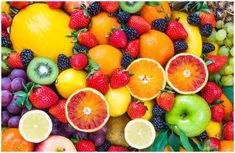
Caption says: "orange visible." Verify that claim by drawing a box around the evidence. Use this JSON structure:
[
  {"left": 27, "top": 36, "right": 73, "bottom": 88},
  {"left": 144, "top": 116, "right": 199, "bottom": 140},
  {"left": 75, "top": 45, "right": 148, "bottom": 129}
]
[
  {"left": 140, "top": 2, "right": 171, "bottom": 24},
  {"left": 89, "top": 12, "right": 120, "bottom": 44},
  {"left": 220, "top": 94, "right": 233, "bottom": 121},
  {"left": 88, "top": 45, "right": 122, "bottom": 75},
  {"left": 140, "top": 30, "right": 174, "bottom": 66},
  {"left": 126, "top": 58, "right": 166, "bottom": 101},
  {"left": 219, "top": 140, "right": 234, "bottom": 152}
]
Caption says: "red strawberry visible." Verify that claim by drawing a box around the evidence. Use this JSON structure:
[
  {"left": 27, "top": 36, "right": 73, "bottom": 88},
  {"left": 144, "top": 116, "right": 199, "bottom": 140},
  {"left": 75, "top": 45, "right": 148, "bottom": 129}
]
[
  {"left": 109, "top": 29, "right": 127, "bottom": 48},
  {"left": 223, "top": 121, "right": 234, "bottom": 140},
  {"left": 69, "top": 9, "right": 90, "bottom": 29},
  {"left": 77, "top": 31, "right": 98, "bottom": 48},
  {"left": 7, "top": 52, "right": 24, "bottom": 69},
  {"left": 110, "top": 69, "right": 131, "bottom": 89},
  {"left": 70, "top": 53, "right": 88, "bottom": 70},
  {"left": 29, "top": 86, "right": 59, "bottom": 109},
  {"left": 9, "top": 1, "right": 29, "bottom": 9},
  {"left": 108, "top": 146, "right": 128, "bottom": 152},
  {"left": 211, "top": 104, "right": 225, "bottom": 122},
  {"left": 49, "top": 99, "right": 68, "bottom": 123},
  {"left": 1, "top": 30, "right": 8, "bottom": 36},
  {"left": 156, "top": 92, "right": 175, "bottom": 112},
  {"left": 127, "top": 101, "right": 147, "bottom": 119},
  {"left": 127, "top": 15, "right": 151, "bottom": 34},
  {"left": 76, "top": 140, "right": 96, "bottom": 151},
  {"left": 166, "top": 21, "right": 188, "bottom": 40},
  {"left": 100, "top": 1, "right": 119, "bottom": 13},
  {"left": 204, "top": 137, "right": 220, "bottom": 151},
  {"left": 87, "top": 70, "right": 109, "bottom": 94},
  {"left": 199, "top": 11, "right": 216, "bottom": 27},
  {"left": 46, "top": 1, "right": 64, "bottom": 9},
  {"left": 201, "top": 82, "right": 222, "bottom": 104},
  {"left": 1, "top": 12, "right": 12, "bottom": 30},
  {"left": 124, "top": 39, "right": 140, "bottom": 58},
  {"left": 206, "top": 55, "right": 227, "bottom": 73}
]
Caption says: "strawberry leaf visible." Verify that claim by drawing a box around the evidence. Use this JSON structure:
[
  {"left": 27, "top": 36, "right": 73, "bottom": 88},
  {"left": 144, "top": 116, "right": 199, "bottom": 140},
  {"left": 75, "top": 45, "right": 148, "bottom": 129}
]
[
  {"left": 148, "top": 129, "right": 168, "bottom": 151},
  {"left": 178, "top": 128, "right": 193, "bottom": 151},
  {"left": 205, "top": 59, "right": 214, "bottom": 65},
  {"left": 168, "top": 131, "right": 180, "bottom": 151},
  {"left": 85, "top": 56, "right": 100, "bottom": 78}
]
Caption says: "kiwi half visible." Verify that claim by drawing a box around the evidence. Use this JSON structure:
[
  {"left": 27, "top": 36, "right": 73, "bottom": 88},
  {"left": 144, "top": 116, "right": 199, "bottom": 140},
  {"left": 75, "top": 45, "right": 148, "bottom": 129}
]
[
  {"left": 27, "top": 57, "right": 58, "bottom": 85},
  {"left": 119, "top": 1, "right": 145, "bottom": 14}
]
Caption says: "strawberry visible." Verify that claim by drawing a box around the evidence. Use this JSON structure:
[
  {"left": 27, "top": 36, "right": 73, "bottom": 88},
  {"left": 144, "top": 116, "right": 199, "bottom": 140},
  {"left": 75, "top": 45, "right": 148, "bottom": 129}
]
[
  {"left": 7, "top": 52, "right": 24, "bottom": 69},
  {"left": 223, "top": 121, "right": 234, "bottom": 140},
  {"left": 87, "top": 70, "right": 109, "bottom": 94},
  {"left": 127, "top": 101, "right": 147, "bottom": 119},
  {"left": 1, "top": 30, "right": 8, "bottom": 37},
  {"left": 1, "top": 12, "right": 11, "bottom": 30},
  {"left": 201, "top": 82, "right": 222, "bottom": 104},
  {"left": 204, "top": 137, "right": 220, "bottom": 151},
  {"left": 109, "top": 29, "right": 127, "bottom": 48},
  {"left": 77, "top": 31, "right": 98, "bottom": 48},
  {"left": 199, "top": 11, "right": 216, "bottom": 27},
  {"left": 100, "top": 1, "right": 119, "bottom": 13},
  {"left": 9, "top": 1, "right": 29, "bottom": 9},
  {"left": 46, "top": 1, "right": 64, "bottom": 9},
  {"left": 69, "top": 9, "right": 90, "bottom": 29},
  {"left": 108, "top": 146, "right": 128, "bottom": 152},
  {"left": 76, "top": 140, "right": 96, "bottom": 151},
  {"left": 211, "top": 104, "right": 225, "bottom": 122},
  {"left": 127, "top": 15, "right": 151, "bottom": 34},
  {"left": 124, "top": 39, "right": 140, "bottom": 58},
  {"left": 205, "top": 55, "right": 227, "bottom": 73},
  {"left": 29, "top": 86, "right": 59, "bottom": 109},
  {"left": 156, "top": 92, "right": 175, "bottom": 112},
  {"left": 166, "top": 21, "right": 188, "bottom": 40},
  {"left": 110, "top": 69, "right": 131, "bottom": 89},
  {"left": 70, "top": 53, "right": 88, "bottom": 70},
  {"left": 49, "top": 99, "right": 68, "bottom": 123}
]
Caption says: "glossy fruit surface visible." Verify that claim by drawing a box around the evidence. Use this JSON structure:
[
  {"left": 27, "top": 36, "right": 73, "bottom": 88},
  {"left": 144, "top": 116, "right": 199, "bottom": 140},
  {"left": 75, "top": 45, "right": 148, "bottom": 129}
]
[
  {"left": 220, "top": 93, "right": 233, "bottom": 121},
  {"left": 206, "top": 120, "right": 222, "bottom": 139},
  {"left": 141, "top": 100, "right": 154, "bottom": 120},
  {"left": 219, "top": 140, "right": 234, "bottom": 152}
]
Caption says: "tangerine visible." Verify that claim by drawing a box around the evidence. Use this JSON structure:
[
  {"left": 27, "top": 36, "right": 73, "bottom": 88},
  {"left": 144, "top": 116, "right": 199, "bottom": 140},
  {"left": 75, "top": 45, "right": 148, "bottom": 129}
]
[{"left": 219, "top": 140, "right": 234, "bottom": 152}]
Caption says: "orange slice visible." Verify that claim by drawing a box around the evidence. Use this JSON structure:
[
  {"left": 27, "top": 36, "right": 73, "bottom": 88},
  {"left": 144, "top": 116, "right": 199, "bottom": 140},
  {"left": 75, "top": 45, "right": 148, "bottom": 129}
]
[
  {"left": 126, "top": 58, "right": 166, "bottom": 100},
  {"left": 165, "top": 53, "right": 208, "bottom": 94},
  {"left": 65, "top": 88, "right": 109, "bottom": 132}
]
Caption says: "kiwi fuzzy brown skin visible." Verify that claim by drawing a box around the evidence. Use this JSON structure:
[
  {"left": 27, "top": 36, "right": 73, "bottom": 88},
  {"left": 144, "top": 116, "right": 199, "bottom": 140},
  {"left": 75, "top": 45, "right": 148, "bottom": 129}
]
[{"left": 119, "top": 1, "right": 145, "bottom": 14}]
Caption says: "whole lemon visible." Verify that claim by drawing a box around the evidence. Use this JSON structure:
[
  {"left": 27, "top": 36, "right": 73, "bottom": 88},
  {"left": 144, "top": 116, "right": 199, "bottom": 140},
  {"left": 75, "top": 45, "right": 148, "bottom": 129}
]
[
  {"left": 105, "top": 87, "right": 131, "bottom": 117},
  {"left": 55, "top": 69, "right": 86, "bottom": 98},
  {"left": 206, "top": 120, "right": 222, "bottom": 139},
  {"left": 141, "top": 100, "right": 154, "bottom": 120}
]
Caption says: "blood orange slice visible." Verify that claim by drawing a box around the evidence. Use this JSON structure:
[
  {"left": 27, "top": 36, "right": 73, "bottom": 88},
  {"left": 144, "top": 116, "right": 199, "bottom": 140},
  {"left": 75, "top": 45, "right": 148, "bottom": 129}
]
[
  {"left": 165, "top": 53, "right": 208, "bottom": 94},
  {"left": 65, "top": 88, "right": 109, "bottom": 132},
  {"left": 126, "top": 58, "right": 166, "bottom": 100}
]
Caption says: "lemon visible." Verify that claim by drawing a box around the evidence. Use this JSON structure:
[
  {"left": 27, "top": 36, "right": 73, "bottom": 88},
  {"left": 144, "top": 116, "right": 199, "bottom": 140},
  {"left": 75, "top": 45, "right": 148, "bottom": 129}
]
[
  {"left": 124, "top": 119, "right": 156, "bottom": 149},
  {"left": 19, "top": 110, "right": 52, "bottom": 143},
  {"left": 105, "top": 87, "right": 131, "bottom": 117},
  {"left": 55, "top": 68, "right": 86, "bottom": 98},
  {"left": 206, "top": 120, "right": 222, "bottom": 139},
  {"left": 141, "top": 100, "right": 154, "bottom": 120},
  {"left": 2, "top": 1, "right": 10, "bottom": 13}
]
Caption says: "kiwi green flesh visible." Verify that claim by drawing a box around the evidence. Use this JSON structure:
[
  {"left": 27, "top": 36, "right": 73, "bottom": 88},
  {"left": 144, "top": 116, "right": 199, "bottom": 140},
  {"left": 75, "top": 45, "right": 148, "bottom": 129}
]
[
  {"left": 119, "top": 1, "right": 145, "bottom": 13},
  {"left": 27, "top": 57, "right": 58, "bottom": 85}
]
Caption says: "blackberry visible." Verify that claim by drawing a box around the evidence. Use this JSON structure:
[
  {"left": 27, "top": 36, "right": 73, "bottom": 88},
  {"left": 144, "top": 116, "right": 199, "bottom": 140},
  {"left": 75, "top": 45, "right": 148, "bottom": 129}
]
[
  {"left": 87, "top": 2, "right": 101, "bottom": 16},
  {"left": 187, "top": 13, "right": 201, "bottom": 26},
  {"left": 195, "top": 131, "right": 208, "bottom": 141},
  {"left": 73, "top": 45, "right": 89, "bottom": 54},
  {"left": 96, "top": 139, "right": 111, "bottom": 151},
  {"left": 121, "top": 52, "right": 133, "bottom": 68},
  {"left": 124, "top": 27, "right": 139, "bottom": 41},
  {"left": 202, "top": 42, "right": 215, "bottom": 54},
  {"left": 152, "top": 104, "right": 165, "bottom": 116},
  {"left": 57, "top": 54, "right": 71, "bottom": 71},
  {"left": 151, "top": 116, "right": 166, "bottom": 131},
  {"left": 200, "top": 24, "right": 213, "bottom": 37},
  {"left": 173, "top": 40, "right": 188, "bottom": 54},
  {"left": 117, "top": 11, "right": 130, "bottom": 24},
  {"left": 1, "top": 36, "right": 12, "bottom": 48},
  {"left": 152, "top": 19, "right": 169, "bottom": 32},
  {"left": 20, "top": 49, "right": 34, "bottom": 66}
]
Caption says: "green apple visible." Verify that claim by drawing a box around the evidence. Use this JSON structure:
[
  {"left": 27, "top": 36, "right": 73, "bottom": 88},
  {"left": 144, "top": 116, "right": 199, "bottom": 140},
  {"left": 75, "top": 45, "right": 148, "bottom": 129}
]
[{"left": 165, "top": 94, "right": 211, "bottom": 137}]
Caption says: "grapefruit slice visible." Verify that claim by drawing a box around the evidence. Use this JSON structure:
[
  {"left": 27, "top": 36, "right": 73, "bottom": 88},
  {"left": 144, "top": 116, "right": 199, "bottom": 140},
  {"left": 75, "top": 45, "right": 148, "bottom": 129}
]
[
  {"left": 126, "top": 58, "right": 166, "bottom": 100},
  {"left": 165, "top": 53, "right": 208, "bottom": 94},
  {"left": 65, "top": 88, "right": 109, "bottom": 132}
]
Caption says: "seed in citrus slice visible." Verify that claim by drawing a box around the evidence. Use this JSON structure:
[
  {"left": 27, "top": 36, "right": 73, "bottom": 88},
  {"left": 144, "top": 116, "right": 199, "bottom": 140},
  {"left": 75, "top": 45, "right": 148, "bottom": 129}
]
[
  {"left": 126, "top": 58, "right": 166, "bottom": 100},
  {"left": 19, "top": 110, "right": 52, "bottom": 143},
  {"left": 165, "top": 53, "right": 208, "bottom": 94},
  {"left": 65, "top": 88, "right": 109, "bottom": 132},
  {"left": 124, "top": 119, "right": 156, "bottom": 149}
]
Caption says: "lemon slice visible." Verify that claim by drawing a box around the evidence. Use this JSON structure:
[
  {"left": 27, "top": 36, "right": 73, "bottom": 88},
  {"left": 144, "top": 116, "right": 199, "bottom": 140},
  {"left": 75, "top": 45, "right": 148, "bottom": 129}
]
[
  {"left": 124, "top": 119, "right": 156, "bottom": 149},
  {"left": 19, "top": 110, "right": 52, "bottom": 143}
]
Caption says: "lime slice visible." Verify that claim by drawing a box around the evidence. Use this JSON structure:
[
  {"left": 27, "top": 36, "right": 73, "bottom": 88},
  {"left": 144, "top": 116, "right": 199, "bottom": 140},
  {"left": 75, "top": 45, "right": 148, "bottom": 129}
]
[
  {"left": 124, "top": 119, "right": 156, "bottom": 149},
  {"left": 19, "top": 110, "right": 52, "bottom": 143}
]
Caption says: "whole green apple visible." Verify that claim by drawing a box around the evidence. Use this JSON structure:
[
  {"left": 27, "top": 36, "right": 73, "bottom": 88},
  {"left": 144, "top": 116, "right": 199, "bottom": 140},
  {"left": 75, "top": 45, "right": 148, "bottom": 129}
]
[{"left": 165, "top": 94, "right": 211, "bottom": 137}]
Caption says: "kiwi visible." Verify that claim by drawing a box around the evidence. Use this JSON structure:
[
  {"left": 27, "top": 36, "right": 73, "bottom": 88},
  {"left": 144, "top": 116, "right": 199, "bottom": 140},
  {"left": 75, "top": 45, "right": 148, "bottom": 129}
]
[
  {"left": 27, "top": 57, "right": 58, "bottom": 85},
  {"left": 119, "top": 1, "right": 145, "bottom": 14}
]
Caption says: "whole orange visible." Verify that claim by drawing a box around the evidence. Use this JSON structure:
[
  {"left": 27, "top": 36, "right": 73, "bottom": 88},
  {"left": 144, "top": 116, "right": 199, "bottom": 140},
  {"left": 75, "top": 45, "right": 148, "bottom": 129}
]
[
  {"left": 219, "top": 140, "right": 234, "bottom": 152},
  {"left": 88, "top": 45, "right": 122, "bottom": 75},
  {"left": 220, "top": 94, "right": 233, "bottom": 121},
  {"left": 140, "top": 30, "right": 174, "bottom": 66},
  {"left": 140, "top": 2, "right": 171, "bottom": 24},
  {"left": 89, "top": 12, "right": 120, "bottom": 44}
]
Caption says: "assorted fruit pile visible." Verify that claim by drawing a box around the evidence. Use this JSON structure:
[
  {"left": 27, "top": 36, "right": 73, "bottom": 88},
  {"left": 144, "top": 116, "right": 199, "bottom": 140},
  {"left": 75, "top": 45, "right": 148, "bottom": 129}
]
[{"left": 1, "top": 1, "right": 234, "bottom": 152}]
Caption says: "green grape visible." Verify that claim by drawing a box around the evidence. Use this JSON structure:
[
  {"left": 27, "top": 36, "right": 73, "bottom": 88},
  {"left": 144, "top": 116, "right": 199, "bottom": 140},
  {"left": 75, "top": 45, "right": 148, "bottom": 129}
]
[
  {"left": 227, "top": 26, "right": 234, "bottom": 36},
  {"left": 224, "top": 65, "right": 234, "bottom": 75},
  {"left": 230, "top": 47, "right": 234, "bottom": 56},
  {"left": 224, "top": 38, "right": 233, "bottom": 47},
  {"left": 218, "top": 46, "right": 230, "bottom": 56},
  {"left": 216, "top": 20, "right": 223, "bottom": 29},
  {"left": 228, "top": 57, "right": 234, "bottom": 66},
  {"left": 227, "top": 33, "right": 234, "bottom": 39},
  {"left": 207, "top": 31, "right": 217, "bottom": 42},
  {"left": 219, "top": 64, "right": 227, "bottom": 75},
  {"left": 209, "top": 73, "right": 221, "bottom": 81},
  {"left": 216, "top": 29, "right": 227, "bottom": 41},
  {"left": 224, "top": 22, "right": 233, "bottom": 31},
  {"left": 221, "top": 75, "right": 234, "bottom": 86},
  {"left": 217, "top": 40, "right": 224, "bottom": 46}
]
